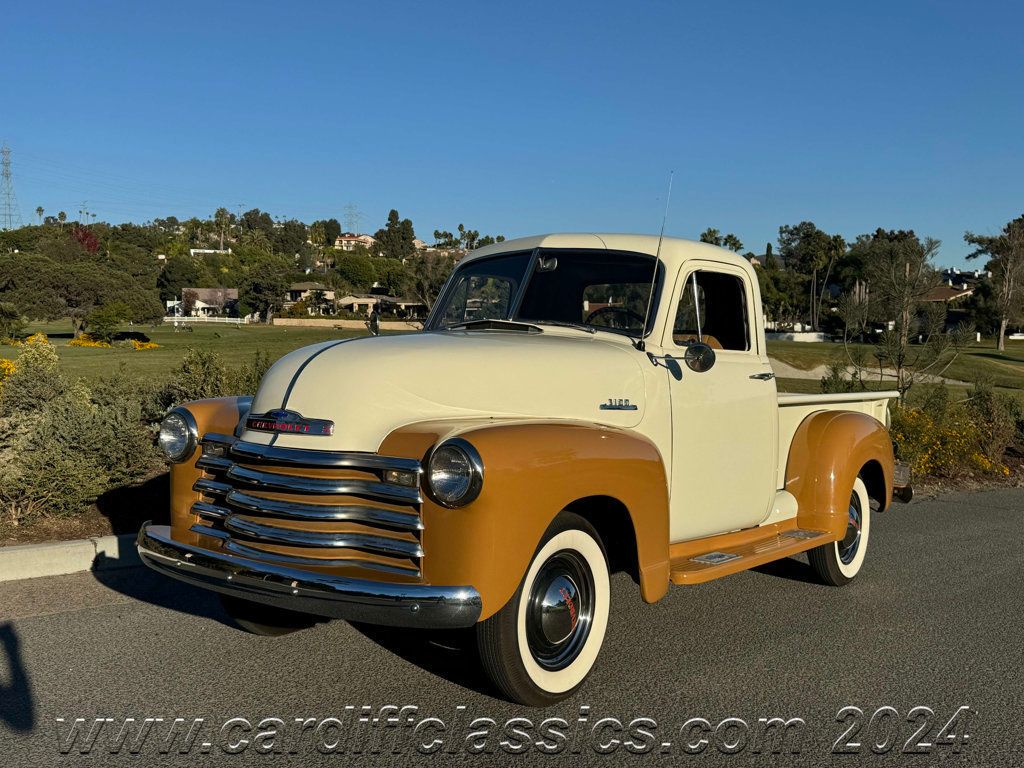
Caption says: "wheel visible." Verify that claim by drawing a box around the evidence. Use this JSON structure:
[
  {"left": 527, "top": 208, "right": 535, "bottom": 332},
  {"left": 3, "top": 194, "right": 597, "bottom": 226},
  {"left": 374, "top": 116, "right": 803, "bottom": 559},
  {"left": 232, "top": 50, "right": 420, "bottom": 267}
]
[
  {"left": 808, "top": 477, "right": 871, "bottom": 586},
  {"left": 476, "top": 512, "right": 610, "bottom": 706},
  {"left": 219, "top": 594, "right": 318, "bottom": 636}
]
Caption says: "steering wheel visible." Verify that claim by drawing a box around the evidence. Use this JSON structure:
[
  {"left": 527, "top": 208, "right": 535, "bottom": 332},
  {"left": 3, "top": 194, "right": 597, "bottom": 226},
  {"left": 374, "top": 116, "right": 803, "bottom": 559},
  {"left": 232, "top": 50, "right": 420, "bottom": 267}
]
[{"left": 584, "top": 306, "right": 646, "bottom": 330}]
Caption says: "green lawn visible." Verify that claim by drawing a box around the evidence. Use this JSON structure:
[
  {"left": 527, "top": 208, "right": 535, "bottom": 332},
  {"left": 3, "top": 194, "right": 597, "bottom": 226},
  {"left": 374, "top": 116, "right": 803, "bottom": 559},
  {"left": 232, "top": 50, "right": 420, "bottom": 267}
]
[
  {"left": 767, "top": 338, "right": 1024, "bottom": 391},
  {"left": 1, "top": 321, "right": 380, "bottom": 382}
]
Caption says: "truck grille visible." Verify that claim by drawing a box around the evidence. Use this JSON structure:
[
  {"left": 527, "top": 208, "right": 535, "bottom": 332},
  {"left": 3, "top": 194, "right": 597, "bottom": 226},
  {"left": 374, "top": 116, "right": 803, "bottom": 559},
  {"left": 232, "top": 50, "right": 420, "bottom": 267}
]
[{"left": 190, "top": 433, "right": 423, "bottom": 577}]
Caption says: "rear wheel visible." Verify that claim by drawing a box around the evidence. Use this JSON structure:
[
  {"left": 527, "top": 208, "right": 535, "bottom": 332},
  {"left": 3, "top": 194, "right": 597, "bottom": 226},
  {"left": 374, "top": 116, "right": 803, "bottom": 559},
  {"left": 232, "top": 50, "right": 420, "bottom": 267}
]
[
  {"left": 808, "top": 477, "right": 871, "bottom": 586},
  {"left": 219, "top": 595, "right": 318, "bottom": 636},
  {"left": 476, "top": 512, "right": 610, "bottom": 706}
]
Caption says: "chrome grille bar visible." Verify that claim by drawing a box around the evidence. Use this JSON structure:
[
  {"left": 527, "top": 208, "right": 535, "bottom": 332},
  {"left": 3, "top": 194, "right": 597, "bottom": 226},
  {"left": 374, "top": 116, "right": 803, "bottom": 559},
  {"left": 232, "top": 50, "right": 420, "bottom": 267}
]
[
  {"left": 225, "top": 464, "right": 421, "bottom": 504},
  {"left": 223, "top": 516, "right": 424, "bottom": 558},
  {"left": 193, "top": 478, "right": 231, "bottom": 496},
  {"left": 204, "top": 434, "right": 422, "bottom": 473},
  {"left": 224, "top": 489, "right": 422, "bottom": 531}
]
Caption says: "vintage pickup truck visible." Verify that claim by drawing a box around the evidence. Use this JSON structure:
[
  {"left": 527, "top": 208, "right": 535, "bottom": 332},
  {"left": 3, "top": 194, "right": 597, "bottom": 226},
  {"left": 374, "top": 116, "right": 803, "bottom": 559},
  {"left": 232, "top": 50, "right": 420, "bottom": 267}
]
[{"left": 139, "top": 234, "right": 910, "bottom": 706}]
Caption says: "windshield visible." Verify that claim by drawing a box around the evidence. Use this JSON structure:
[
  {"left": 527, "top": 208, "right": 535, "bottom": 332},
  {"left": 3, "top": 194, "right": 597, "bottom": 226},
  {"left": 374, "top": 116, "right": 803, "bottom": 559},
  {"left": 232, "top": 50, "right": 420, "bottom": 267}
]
[{"left": 429, "top": 248, "right": 660, "bottom": 338}]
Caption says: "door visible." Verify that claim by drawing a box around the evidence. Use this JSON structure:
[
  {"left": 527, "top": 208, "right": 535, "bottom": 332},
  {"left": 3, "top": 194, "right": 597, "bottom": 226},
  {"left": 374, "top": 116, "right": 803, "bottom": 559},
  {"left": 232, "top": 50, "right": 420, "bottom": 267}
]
[{"left": 664, "top": 263, "right": 778, "bottom": 541}]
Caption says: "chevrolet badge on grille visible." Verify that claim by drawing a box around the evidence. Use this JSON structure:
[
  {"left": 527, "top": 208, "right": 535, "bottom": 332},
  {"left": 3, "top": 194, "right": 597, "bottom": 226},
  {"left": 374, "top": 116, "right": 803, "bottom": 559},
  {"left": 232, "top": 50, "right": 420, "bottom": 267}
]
[{"left": 245, "top": 409, "right": 334, "bottom": 436}]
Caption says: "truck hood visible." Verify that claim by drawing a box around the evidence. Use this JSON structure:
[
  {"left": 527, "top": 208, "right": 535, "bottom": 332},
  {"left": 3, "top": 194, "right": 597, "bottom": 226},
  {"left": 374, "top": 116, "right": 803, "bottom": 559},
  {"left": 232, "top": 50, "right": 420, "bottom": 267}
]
[{"left": 243, "top": 330, "right": 647, "bottom": 452}]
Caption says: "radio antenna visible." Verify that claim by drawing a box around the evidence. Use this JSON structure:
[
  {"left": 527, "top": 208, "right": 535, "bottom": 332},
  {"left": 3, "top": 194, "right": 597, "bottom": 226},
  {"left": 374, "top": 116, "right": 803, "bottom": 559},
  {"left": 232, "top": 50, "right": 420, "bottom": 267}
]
[{"left": 636, "top": 170, "right": 673, "bottom": 351}]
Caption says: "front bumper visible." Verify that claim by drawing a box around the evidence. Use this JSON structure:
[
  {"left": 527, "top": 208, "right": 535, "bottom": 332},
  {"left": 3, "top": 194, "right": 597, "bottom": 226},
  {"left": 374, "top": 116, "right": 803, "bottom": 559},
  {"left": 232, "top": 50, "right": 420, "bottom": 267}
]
[{"left": 136, "top": 524, "right": 482, "bottom": 629}]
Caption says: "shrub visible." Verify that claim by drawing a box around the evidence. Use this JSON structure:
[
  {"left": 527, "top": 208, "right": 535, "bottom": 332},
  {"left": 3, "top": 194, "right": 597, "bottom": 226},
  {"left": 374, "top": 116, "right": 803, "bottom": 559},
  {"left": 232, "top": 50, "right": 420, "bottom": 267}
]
[
  {"left": 155, "top": 347, "right": 230, "bottom": 409},
  {"left": 890, "top": 401, "right": 1002, "bottom": 478},
  {"left": 0, "top": 301, "right": 26, "bottom": 340},
  {"left": 964, "top": 382, "right": 1017, "bottom": 466},
  {"left": 86, "top": 301, "right": 131, "bottom": 343},
  {"left": 68, "top": 333, "right": 112, "bottom": 348}
]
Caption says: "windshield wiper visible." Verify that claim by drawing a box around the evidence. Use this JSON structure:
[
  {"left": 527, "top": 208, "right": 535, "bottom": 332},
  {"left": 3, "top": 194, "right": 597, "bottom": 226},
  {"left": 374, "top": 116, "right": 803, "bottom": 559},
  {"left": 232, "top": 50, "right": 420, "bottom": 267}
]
[
  {"left": 526, "top": 320, "right": 596, "bottom": 334},
  {"left": 444, "top": 319, "right": 542, "bottom": 333}
]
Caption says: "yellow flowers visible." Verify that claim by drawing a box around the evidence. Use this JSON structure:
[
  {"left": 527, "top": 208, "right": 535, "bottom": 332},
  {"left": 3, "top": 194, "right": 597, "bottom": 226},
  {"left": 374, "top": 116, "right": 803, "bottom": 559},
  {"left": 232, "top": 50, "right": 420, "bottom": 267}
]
[
  {"left": 67, "top": 334, "right": 160, "bottom": 350},
  {"left": 890, "top": 405, "right": 1007, "bottom": 477},
  {"left": 68, "top": 333, "right": 111, "bottom": 348}
]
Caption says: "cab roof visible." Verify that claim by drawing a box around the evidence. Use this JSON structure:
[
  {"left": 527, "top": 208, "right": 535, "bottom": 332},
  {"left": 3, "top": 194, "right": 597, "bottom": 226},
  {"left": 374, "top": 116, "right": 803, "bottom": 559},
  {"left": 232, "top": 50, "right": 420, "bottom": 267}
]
[{"left": 463, "top": 233, "right": 754, "bottom": 274}]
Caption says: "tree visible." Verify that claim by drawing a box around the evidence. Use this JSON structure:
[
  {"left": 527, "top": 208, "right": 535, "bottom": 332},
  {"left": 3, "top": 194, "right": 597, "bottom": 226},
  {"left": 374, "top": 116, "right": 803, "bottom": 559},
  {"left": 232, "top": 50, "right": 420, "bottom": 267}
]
[
  {"left": 374, "top": 209, "right": 416, "bottom": 260},
  {"left": 309, "top": 221, "right": 327, "bottom": 271},
  {"left": 403, "top": 251, "right": 458, "bottom": 310},
  {"left": 698, "top": 228, "right": 743, "bottom": 253},
  {"left": 214, "top": 207, "right": 232, "bottom": 250},
  {"left": 271, "top": 219, "right": 308, "bottom": 257},
  {"left": 239, "top": 259, "right": 291, "bottom": 322},
  {"left": 157, "top": 255, "right": 201, "bottom": 302},
  {"left": 35, "top": 207, "right": 44, "bottom": 224},
  {"left": 180, "top": 288, "right": 199, "bottom": 317},
  {"left": 434, "top": 224, "right": 504, "bottom": 251},
  {"left": 0, "top": 301, "right": 25, "bottom": 339},
  {"left": 240, "top": 208, "right": 274, "bottom": 235},
  {"left": 777, "top": 222, "right": 845, "bottom": 330},
  {"left": 57, "top": 211, "right": 67, "bottom": 231},
  {"left": 86, "top": 301, "right": 131, "bottom": 342},
  {"left": 840, "top": 229, "right": 971, "bottom": 398},
  {"left": 313, "top": 218, "right": 341, "bottom": 246},
  {"left": 965, "top": 214, "right": 1024, "bottom": 351},
  {"left": 334, "top": 254, "right": 376, "bottom": 291}
]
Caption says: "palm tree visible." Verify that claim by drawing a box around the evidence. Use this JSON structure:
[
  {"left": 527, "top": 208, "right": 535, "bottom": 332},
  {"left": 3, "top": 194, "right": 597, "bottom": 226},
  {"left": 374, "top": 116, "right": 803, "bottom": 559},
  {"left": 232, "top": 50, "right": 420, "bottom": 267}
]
[
  {"left": 57, "top": 211, "right": 67, "bottom": 230},
  {"left": 35, "top": 206, "right": 44, "bottom": 224}
]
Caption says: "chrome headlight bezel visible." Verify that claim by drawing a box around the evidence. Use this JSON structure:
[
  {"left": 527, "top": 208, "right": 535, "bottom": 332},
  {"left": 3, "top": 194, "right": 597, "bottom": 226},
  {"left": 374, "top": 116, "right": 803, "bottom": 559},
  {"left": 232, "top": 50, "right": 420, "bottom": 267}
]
[
  {"left": 159, "top": 407, "right": 199, "bottom": 463},
  {"left": 425, "top": 437, "right": 484, "bottom": 508}
]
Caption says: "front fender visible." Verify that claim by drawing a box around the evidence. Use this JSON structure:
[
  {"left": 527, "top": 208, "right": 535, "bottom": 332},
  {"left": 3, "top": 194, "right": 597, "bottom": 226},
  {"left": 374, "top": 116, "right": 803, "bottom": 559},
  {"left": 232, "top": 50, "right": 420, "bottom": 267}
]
[
  {"left": 380, "top": 421, "right": 670, "bottom": 620},
  {"left": 168, "top": 396, "right": 252, "bottom": 538},
  {"left": 786, "top": 410, "right": 894, "bottom": 538}
]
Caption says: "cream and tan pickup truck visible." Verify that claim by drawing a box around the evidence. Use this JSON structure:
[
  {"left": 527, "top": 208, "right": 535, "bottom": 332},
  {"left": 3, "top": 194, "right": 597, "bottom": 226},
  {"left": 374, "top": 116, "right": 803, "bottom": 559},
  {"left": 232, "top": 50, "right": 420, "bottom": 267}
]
[{"left": 139, "top": 234, "right": 910, "bottom": 706}]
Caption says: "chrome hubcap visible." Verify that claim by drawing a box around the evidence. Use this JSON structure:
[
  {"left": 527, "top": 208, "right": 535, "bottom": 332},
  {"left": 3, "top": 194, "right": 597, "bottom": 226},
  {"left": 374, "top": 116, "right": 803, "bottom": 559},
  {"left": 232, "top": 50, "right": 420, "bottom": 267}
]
[
  {"left": 526, "top": 551, "right": 594, "bottom": 670},
  {"left": 839, "top": 493, "right": 862, "bottom": 564}
]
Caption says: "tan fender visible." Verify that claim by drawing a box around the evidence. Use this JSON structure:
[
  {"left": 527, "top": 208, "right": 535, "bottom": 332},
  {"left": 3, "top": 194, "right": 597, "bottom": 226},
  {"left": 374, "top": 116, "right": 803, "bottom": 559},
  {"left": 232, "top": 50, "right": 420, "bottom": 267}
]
[
  {"left": 785, "top": 410, "right": 894, "bottom": 538},
  {"left": 381, "top": 421, "right": 671, "bottom": 620},
  {"left": 169, "top": 397, "right": 251, "bottom": 538}
]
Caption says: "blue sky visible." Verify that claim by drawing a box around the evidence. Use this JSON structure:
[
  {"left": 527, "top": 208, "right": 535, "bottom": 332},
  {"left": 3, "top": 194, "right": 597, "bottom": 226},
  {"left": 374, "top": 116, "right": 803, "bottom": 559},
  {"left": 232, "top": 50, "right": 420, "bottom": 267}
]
[{"left": 3, "top": 0, "right": 1021, "bottom": 266}]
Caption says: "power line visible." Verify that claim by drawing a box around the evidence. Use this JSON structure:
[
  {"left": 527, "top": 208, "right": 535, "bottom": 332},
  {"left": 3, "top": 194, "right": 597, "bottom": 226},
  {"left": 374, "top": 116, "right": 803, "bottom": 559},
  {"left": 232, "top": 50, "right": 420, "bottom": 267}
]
[{"left": 1, "top": 143, "right": 24, "bottom": 230}]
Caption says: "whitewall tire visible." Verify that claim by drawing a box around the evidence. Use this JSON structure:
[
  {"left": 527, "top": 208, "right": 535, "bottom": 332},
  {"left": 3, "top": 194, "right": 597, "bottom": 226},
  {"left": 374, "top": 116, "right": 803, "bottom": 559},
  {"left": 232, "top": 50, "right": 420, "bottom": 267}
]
[
  {"left": 476, "top": 513, "right": 610, "bottom": 706},
  {"left": 809, "top": 477, "right": 871, "bottom": 586}
]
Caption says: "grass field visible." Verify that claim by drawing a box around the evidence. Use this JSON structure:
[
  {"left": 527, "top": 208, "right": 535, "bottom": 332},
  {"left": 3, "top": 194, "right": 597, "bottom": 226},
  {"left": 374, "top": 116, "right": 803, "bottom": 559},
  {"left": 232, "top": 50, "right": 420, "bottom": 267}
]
[
  {"left": 4, "top": 321, "right": 1022, "bottom": 397},
  {"left": 767, "top": 339, "right": 1024, "bottom": 391},
  {"left": 1, "top": 321, "right": 379, "bottom": 382}
]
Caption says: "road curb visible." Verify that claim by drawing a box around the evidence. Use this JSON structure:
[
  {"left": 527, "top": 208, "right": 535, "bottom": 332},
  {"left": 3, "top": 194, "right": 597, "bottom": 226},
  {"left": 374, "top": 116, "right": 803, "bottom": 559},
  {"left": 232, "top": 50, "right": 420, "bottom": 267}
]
[{"left": 0, "top": 533, "right": 141, "bottom": 582}]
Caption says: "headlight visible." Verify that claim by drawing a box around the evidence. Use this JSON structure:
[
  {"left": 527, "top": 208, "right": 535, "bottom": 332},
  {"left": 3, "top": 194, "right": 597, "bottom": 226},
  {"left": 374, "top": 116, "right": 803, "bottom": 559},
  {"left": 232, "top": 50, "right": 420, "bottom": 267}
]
[
  {"left": 427, "top": 438, "right": 483, "bottom": 507},
  {"left": 159, "top": 408, "right": 198, "bottom": 463}
]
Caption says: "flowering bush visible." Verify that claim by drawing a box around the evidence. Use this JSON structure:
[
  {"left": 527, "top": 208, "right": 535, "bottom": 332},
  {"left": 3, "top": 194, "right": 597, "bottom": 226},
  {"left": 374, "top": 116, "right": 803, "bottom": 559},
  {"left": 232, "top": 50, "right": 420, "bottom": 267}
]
[
  {"left": 890, "top": 402, "right": 1006, "bottom": 478},
  {"left": 130, "top": 339, "right": 160, "bottom": 350},
  {"left": 68, "top": 333, "right": 112, "bottom": 348}
]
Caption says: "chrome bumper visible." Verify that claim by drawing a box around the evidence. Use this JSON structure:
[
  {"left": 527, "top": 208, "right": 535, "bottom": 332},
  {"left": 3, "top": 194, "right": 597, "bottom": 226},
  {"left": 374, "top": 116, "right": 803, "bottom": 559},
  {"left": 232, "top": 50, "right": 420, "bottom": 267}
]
[{"left": 136, "top": 524, "right": 482, "bottom": 629}]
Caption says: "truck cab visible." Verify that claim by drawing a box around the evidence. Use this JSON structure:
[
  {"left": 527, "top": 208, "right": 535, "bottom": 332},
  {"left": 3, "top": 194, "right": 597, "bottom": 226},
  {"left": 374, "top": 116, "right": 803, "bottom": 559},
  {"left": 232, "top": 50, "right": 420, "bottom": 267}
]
[{"left": 140, "top": 234, "right": 908, "bottom": 705}]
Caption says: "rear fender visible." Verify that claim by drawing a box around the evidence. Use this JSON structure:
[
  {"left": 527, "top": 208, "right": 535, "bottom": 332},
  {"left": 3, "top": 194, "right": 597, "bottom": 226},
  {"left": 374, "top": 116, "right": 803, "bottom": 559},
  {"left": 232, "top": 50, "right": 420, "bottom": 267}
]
[{"left": 785, "top": 410, "right": 894, "bottom": 537}]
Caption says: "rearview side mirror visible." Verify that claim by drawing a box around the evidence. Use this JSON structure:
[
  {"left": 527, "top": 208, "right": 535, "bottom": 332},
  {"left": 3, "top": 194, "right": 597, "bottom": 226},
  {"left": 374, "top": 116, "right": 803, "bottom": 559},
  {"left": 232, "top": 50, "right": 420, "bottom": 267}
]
[{"left": 683, "top": 342, "right": 716, "bottom": 373}]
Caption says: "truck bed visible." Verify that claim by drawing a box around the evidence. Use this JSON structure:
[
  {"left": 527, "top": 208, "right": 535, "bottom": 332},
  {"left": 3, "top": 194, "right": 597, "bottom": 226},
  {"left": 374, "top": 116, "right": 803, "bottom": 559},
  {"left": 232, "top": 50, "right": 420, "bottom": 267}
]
[{"left": 775, "top": 390, "right": 899, "bottom": 489}]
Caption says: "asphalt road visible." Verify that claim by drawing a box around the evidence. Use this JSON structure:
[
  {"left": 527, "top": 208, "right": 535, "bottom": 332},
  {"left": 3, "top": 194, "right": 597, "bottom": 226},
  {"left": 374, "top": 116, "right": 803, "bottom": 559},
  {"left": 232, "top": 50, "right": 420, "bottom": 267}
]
[{"left": 1, "top": 488, "right": 1022, "bottom": 767}]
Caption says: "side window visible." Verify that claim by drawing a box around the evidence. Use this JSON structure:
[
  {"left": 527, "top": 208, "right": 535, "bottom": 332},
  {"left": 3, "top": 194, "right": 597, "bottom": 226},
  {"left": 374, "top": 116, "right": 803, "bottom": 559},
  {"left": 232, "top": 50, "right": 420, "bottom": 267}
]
[{"left": 673, "top": 271, "right": 750, "bottom": 351}]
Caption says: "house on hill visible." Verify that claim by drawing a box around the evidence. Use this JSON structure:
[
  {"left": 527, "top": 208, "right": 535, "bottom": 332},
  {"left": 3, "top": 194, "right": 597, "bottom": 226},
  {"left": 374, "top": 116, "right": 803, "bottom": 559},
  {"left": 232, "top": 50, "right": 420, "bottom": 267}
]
[{"left": 166, "top": 287, "right": 239, "bottom": 317}]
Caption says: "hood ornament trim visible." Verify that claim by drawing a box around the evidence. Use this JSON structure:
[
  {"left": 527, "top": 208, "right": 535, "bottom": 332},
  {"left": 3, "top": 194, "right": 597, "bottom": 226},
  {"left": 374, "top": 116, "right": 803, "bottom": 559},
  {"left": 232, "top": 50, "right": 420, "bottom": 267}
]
[{"left": 245, "top": 409, "right": 335, "bottom": 436}]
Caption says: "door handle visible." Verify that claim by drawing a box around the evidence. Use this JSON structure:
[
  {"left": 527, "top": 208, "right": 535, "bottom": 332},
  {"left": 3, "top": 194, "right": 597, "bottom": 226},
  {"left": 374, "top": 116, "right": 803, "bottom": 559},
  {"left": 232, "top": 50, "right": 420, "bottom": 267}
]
[{"left": 750, "top": 372, "right": 775, "bottom": 381}]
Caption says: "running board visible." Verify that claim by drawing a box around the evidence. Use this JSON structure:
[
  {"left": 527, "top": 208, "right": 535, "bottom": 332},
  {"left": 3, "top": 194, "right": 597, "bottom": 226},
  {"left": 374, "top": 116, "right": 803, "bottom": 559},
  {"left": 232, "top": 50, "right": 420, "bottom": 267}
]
[{"left": 669, "top": 525, "right": 835, "bottom": 585}]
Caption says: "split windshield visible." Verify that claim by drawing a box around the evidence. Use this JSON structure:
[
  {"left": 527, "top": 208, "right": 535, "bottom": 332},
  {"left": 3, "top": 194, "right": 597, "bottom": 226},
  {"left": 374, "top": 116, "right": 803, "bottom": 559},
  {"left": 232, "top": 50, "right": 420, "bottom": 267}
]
[{"left": 430, "top": 249, "right": 660, "bottom": 338}]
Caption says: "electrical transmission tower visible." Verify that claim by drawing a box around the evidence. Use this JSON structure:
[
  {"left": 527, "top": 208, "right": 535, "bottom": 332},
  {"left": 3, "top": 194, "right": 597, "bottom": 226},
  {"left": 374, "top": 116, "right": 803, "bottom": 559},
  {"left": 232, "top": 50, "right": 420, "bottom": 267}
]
[
  {"left": 343, "top": 203, "right": 363, "bottom": 234},
  {"left": 1, "top": 143, "right": 24, "bottom": 231}
]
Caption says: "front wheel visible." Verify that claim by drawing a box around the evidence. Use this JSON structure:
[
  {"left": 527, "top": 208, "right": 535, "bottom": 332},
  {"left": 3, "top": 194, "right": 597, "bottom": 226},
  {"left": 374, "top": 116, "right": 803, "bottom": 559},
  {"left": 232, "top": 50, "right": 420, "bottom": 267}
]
[
  {"left": 476, "top": 512, "right": 610, "bottom": 706},
  {"left": 808, "top": 477, "right": 871, "bottom": 586}
]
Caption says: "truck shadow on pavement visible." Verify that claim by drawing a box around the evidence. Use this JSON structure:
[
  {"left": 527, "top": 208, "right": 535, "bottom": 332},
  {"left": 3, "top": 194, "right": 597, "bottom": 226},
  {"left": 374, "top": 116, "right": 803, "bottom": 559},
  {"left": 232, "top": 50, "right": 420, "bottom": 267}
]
[
  {"left": 91, "top": 567, "right": 234, "bottom": 628},
  {"left": 348, "top": 623, "right": 497, "bottom": 698},
  {"left": 751, "top": 555, "right": 820, "bottom": 584},
  {"left": 0, "top": 623, "right": 34, "bottom": 733}
]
